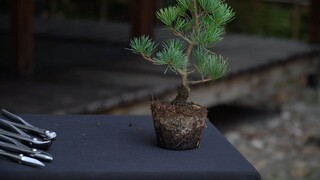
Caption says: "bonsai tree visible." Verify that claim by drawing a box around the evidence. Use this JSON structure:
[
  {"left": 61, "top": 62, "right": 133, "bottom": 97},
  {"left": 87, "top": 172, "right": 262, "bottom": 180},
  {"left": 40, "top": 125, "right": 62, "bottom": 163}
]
[{"left": 128, "top": 0, "right": 234, "bottom": 150}]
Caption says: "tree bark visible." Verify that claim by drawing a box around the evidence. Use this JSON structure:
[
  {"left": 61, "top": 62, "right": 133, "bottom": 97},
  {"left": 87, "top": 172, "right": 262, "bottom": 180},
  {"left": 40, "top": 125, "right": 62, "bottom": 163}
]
[{"left": 172, "top": 83, "right": 190, "bottom": 103}]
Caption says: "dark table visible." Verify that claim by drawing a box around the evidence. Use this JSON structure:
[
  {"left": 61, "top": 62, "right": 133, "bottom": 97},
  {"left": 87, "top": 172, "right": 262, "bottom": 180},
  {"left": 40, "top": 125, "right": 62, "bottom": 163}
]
[{"left": 0, "top": 115, "right": 261, "bottom": 180}]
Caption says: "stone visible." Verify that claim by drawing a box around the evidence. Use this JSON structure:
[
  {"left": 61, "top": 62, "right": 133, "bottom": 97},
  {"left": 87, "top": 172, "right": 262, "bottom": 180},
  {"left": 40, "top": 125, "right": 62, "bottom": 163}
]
[
  {"left": 250, "top": 139, "right": 264, "bottom": 149},
  {"left": 291, "top": 161, "right": 309, "bottom": 178},
  {"left": 226, "top": 132, "right": 240, "bottom": 144},
  {"left": 219, "top": 88, "right": 320, "bottom": 179},
  {"left": 273, "top": 152, "right": 285, "bottom": 160},
  {"left": 280, "top": 111, "right": 291, "bottom": 120},
  {"left": 266, "top": 118, "right": 281, "bottom": 129}
]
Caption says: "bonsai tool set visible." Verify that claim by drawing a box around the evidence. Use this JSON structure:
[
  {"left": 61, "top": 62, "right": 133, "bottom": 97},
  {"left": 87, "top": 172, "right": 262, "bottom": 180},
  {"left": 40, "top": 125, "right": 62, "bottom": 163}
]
[{"left": 0, "top": 109, "right": 56, "bottom": 168}]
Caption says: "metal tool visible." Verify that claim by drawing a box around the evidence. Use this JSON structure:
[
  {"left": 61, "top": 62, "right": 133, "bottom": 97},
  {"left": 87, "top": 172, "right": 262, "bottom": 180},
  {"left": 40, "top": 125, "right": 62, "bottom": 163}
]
[
  {"left": 0, "top": 134, "right": 53, "bottom": 161},
  {"left": 0, "top": 148, "right": 45, "bottom": 168},
  {"left": 2, "top": 109, "right": 57, "bottom": 140},
  {"left": 0, "top": 119, "right": 52, "bottom": 150}
]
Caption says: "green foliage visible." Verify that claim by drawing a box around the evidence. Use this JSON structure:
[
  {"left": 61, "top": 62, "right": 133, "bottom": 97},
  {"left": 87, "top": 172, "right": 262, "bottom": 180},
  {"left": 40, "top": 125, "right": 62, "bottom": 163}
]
[
  {"left": 177, "top": 0, "right": 193, "bottom": 9},
  {"left": 156, "top": 6, "right": 181, "bottom": 27},
  {"left": 173, "top": 17, "right": 188, "bottom": 32},
  {"left": 129, "top": 36, "right": 157, "bottom": 57},
  {"left": 129, "top": 0, "right": 234, "bottom": 83},
  {"left": 155, "top": 40, "right": 188, "bottom": 73},
  {"left": 198, "top": 0, "right": 221, "bottom": 13},
  {"left": 194, "top": 48, "right": 228, "bottom": 79},
  {"left": 154, "top": 0, "right": 235, "bottom": 48},
  {"left": 191, "top": 23, "right": 225, "bottom": 47},
  {"left": 212, "top": 2, "right": 235, "bottom": 25}
]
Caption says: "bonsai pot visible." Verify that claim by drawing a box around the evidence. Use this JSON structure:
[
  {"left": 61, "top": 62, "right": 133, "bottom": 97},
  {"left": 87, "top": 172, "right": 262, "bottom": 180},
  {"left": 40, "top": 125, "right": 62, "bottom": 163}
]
[{"left": 150, "top": 100, "right": 208, "bottom": 150}]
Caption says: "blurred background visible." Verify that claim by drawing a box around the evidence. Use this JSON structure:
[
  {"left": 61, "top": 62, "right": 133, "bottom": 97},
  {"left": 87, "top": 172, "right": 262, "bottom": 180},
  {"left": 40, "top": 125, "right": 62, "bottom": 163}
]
[{"left": 0, "top": 0, "right": 319, "bottom": 179}]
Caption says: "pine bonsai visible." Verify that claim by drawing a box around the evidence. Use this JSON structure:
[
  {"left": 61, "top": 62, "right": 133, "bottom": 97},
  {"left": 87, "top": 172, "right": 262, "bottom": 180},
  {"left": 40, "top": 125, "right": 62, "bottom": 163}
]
[
  {"left": 128, "top": 0, "right": 235, "bottom": 150},
  {"left": 129, "top": 0, "right": 234, "bottom": 104}
]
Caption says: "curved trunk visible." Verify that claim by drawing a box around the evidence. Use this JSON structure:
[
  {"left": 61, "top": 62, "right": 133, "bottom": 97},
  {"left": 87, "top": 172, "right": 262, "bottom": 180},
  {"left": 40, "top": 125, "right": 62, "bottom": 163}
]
[
  {"left": 172, "top": 70, "right": 190, "bottom": 103},
  {"left": 172, "top": 0, "right": 199, "bottom": 103},
  {"left": 172, "top": 84, "right": 190, "bottom": 103}
]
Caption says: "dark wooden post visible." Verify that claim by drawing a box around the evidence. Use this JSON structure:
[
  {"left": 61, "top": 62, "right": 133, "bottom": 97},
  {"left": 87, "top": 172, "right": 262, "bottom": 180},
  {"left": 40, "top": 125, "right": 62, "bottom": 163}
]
[
  {"left": 130, "top": 0, "right": 156, "bottom": 38},
  {"left": 310, "top": 0, "right": 320, "bottom": 44},
  {"left": 11, "top": 0, "right": 34, "bottom": 76},
  {"left": 99, "top": 0, "right": 109, "bottom": 22},
  {"left": 292, "top": 2, "right": 301, "bottom": 39}
]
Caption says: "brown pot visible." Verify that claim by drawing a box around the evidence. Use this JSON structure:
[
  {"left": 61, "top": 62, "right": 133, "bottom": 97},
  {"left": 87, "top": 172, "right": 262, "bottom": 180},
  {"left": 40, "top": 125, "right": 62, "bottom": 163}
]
[{"left": 150, "top": 100, "right": 208, "bottom": 150}]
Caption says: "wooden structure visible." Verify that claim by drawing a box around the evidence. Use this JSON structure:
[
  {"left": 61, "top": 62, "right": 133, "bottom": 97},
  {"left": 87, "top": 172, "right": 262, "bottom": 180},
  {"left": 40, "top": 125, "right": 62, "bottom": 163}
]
[
  {"left": 10, "top": 0, "right": 156, "bottom": 76},
  {"left": 2, "top": 0, "right": 319, "bottom": 114},
  {"left": 130, "top": 0, "right": 156, "bottom": 38},
  {"left": 9, "top": 0, "right": 319, "bottom": 76},
  {"left": 310, "top": 0, "right": 320, "bottom": 44},
  {"left": 11, "top": 0, "right": 34, "bottom": 76},
  {"left": 0, "top": 31, "right": 317, "bottom": 114}
]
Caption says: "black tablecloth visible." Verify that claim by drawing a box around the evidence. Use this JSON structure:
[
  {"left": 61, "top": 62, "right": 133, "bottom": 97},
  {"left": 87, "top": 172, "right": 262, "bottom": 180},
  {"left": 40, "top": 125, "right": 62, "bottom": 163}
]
[{"left": 0, "top": 115, "right": 260, "bottom": 180}]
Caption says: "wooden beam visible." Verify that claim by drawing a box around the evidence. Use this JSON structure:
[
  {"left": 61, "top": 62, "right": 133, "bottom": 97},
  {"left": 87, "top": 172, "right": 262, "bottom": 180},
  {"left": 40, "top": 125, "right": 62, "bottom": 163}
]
[
  {"left": 310, "top": 0, "right": 320, "bottom": 44},
  {"left": 130, "top": 0, "right": 156, "bottom": 38},
  {"left": 106, "top": 57, "right": 316, "bottom": 115},
  {"left": 11, "top": 0, "right": 34, "bottom": 76},
  {"left": 99, "top": 0, "right": 109, "bottom": 22}
]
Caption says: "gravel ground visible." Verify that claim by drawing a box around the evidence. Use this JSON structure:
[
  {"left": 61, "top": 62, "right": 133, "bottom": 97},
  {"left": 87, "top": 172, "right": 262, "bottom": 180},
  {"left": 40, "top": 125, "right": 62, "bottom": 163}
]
[{"left": 224, "top": 88, "right": 320, "bottom": 180}]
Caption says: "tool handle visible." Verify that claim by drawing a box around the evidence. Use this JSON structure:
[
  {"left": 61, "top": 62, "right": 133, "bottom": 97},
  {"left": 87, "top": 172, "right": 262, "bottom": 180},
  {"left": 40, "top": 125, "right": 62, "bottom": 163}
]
[
  {"left": 0, "top": 140, "right": 33, "bottom": 154},
  {"left": 0, "top": 118, "right": 30, "bottom": 137},
  {"left": 0, "top": 129, "right": 34, "bottom": 143},
  {"left": 0, "top": 133, "right": 16, "bottom": 144},
  {"left": 0, "top": 148, "right": 20, "bottom": 159},
  {"left": 2, "top": 109, "right": 33, "bottom": 127}
]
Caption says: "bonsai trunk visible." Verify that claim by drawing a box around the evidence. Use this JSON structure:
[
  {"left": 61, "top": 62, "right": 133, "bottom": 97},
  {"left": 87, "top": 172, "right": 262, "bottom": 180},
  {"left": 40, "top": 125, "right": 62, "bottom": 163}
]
[
  {"left": 172, "top": 43, "right": 193, "bottom": 103},
  {"left": 172, "top": 76, "right": 190, "bottom": 103}
]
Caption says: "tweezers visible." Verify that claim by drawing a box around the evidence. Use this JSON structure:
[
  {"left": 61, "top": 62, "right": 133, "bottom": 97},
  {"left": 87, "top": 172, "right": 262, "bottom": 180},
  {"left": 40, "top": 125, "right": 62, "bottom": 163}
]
[
  {"left": 0, "top": 148, "right": 45, "bottom": 168},
  {"left": 0, "top": 134, "right": 53, "bottom": 161},
  {"left": 0, "top": 119, "right": 52, "bottom": 150},
  {"left": 2, "top": 109, "right": 57, "bottom": 140}
]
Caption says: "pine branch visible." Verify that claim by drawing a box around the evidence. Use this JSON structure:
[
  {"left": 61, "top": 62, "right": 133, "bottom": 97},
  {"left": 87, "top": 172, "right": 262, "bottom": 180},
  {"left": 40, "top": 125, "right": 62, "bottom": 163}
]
[
  {"left": 129, "top": 36, "right": 157, "bottom": 57},
  {"left": 128, "top": 0, "right": 235, "bottom": 103},
  {"left": 141, "top": 55, "right": 156, "bottom": 63},
  {"left": 193, "top": 0, "right": 199, "bottom": 29},
  {"left": 177, "top": 0, "right": 199, "bottom": 88},
  {"left": 171, "top": 29, "right": 193, "bottom": 45},
  {"left": 154, "top": 40, "right": 188, "bottom": 73},
  {"left": 189, "top": 78, "right": 212, "bottom": 85},
  {"left": 194, "top": 48, "right": 229, "bottom": 80}
]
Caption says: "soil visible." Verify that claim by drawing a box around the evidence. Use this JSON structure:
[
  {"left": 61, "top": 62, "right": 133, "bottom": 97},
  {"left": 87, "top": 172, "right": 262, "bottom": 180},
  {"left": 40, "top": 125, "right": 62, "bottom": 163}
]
[{"left": 150, "top": 100, "right": 208, "bottom": 150}]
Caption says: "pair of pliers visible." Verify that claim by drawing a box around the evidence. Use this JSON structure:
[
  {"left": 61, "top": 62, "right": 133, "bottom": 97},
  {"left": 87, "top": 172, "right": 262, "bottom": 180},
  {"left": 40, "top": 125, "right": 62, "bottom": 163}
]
[
  {"left": 0, "top": 148, "right": 45, "bottom": 168},
  {"left": 0, "top": 118, "right": 53, "bottom": 150},
  {"left": 0, "top": 110, "right": 55, "bottom": 168},
  {"left": 2, "top": 109, "right": 57, "bottom": 140},
  {"left": 0, "top": 134, "right": 53, "bottom": 162}
]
